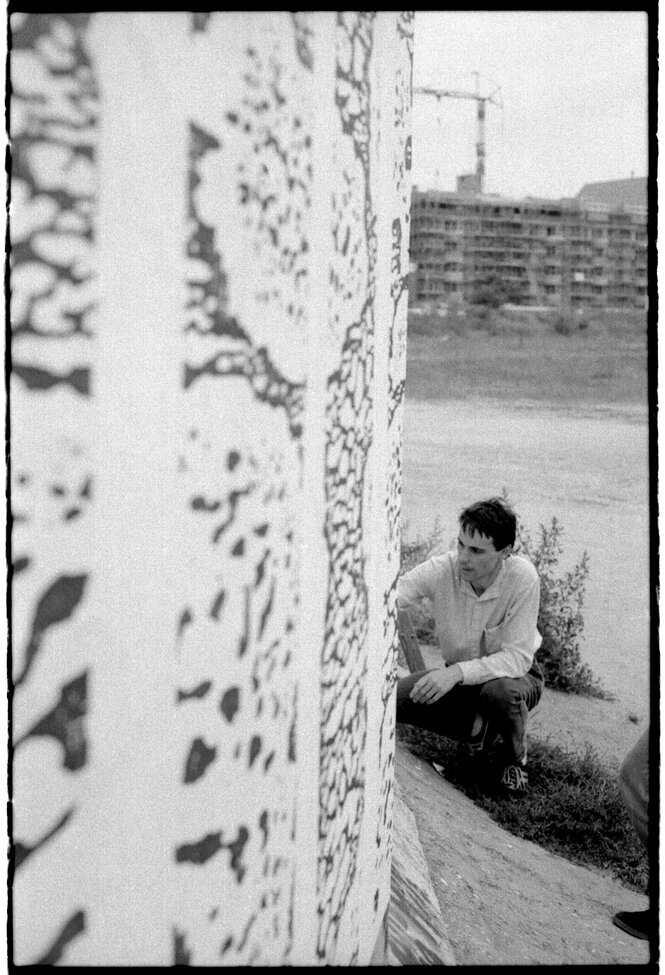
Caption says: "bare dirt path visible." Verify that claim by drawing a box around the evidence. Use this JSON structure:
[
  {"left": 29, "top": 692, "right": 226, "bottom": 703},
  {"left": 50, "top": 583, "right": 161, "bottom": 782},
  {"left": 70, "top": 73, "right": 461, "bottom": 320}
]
[{"left": 396, "top": 734, "right": 652, "bottom": 966}]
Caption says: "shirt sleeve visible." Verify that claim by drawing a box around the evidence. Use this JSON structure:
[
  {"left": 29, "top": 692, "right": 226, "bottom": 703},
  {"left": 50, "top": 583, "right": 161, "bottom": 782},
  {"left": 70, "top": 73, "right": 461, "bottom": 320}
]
[
  {"left": 397, "top": 557, "right": 442, "bottom": 610},
  {"left": 457, "top": 573, "right": 541, "bottom": 685}
]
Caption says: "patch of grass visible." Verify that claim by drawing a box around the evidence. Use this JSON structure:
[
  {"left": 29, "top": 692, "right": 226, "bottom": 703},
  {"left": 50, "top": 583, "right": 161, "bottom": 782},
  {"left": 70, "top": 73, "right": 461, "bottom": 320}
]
[
  {"left": 405, "top": 308, "right": 648, "bottom": 406},
  {"left": 397, "top": 723, "right": 649, "bottom": 895}
]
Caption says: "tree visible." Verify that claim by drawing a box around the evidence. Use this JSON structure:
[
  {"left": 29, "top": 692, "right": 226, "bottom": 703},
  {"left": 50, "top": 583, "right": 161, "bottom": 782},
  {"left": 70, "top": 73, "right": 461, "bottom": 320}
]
[{"left": 471, "top": 273, "right": 523, "bottom": 309}]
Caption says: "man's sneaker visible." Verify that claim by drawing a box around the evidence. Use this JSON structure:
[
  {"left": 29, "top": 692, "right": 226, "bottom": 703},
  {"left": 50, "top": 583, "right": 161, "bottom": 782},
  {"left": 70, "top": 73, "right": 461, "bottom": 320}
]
[
  {"left": 612, "top": 909, "right": 651, "bottom": 941},
  {"left": 500, "top": 763, "right": 528, "bottom": 792}
]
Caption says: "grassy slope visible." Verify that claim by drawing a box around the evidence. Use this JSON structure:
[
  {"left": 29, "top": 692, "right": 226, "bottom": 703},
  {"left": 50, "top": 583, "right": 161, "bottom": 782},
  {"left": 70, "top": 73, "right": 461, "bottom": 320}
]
[
  {"left": 398, "top": 724, "right": 649, "bottom": 895},
  {"left": 405, "top": 309, "right": 649, "bottom": 406}
]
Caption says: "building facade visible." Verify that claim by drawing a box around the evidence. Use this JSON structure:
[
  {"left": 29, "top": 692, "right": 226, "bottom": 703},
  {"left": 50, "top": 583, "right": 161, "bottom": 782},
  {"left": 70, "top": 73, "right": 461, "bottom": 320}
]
[{"left": 409, "top": 178, "right": 647, "bottom": 310}]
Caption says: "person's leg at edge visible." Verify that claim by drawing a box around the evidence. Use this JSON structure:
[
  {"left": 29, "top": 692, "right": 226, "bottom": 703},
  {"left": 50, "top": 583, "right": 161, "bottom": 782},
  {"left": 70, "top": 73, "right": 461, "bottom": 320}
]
[
  {"left": 612, "top": 728, "right": 651, "bottom": 943},
  {"left": 619, "top": 727, "right": 649, "bottom": 849}
]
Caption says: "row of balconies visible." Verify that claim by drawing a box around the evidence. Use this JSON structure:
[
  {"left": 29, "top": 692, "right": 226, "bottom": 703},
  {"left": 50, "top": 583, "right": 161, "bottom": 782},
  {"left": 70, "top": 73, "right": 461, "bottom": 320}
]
[
  {"left": 417, "top": 256, "right": 634, "bottom": 274},
  {"left": 410, "top": 236, "right": 647, "bottom": 259},
  {"left": 416, "top": 265, "right": 646, "bottom": 293},
  {"left": 414, "top": 280, "right": 646, "bottom": 308},
  {"left": 414, "top": 216, "right": 645, "bottom": 233},
  {"left": 412, "top": 223, "right": 645, "bottom": 245},
  {"left": 416, "top": 247, "right": 645, "bottom": 266}
]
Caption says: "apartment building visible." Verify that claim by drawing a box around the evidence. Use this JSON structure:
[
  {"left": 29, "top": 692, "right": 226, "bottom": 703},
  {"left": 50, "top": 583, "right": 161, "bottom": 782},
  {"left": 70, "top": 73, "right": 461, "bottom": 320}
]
[{"left": 409, "top": 177, "right": 648, "bottom": 310}]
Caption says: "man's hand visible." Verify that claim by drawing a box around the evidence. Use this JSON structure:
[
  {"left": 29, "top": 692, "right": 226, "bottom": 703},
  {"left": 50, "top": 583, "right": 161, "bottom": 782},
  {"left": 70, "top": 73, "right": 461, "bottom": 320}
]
[{"left": 410, "top": 665, "right": 463, "bottom": 705}]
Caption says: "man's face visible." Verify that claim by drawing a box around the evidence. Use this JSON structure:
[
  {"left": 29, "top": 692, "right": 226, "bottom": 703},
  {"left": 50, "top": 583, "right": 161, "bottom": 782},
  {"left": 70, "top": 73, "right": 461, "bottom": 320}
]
[{"left": 457, "top": 526, "right": 506, "bottom": 593}]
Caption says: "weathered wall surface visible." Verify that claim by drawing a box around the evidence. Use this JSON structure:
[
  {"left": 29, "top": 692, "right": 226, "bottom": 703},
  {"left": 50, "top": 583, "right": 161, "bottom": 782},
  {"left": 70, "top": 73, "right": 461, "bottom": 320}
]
[{"left": 9, "top": 10, "right": 412, "bottom": 967}]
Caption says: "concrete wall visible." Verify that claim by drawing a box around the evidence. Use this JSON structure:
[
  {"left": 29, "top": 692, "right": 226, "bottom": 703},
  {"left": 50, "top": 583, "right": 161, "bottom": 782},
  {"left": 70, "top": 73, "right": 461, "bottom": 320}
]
[{"left": 10, "top": 11, "right": 413, "bottom": 965}]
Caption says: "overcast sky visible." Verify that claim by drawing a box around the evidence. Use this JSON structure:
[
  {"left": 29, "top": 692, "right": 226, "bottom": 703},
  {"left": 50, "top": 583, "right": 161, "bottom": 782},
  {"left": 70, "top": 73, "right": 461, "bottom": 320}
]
[{"left": 411, "top": 10, "right": 649, "bottom": 201}]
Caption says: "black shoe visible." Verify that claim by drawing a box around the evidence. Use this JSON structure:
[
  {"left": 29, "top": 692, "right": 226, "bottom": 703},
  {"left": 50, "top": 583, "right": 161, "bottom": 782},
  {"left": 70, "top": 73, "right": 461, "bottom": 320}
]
[{"left": 612, "top": 909, "right": 651, "bottom": 941}]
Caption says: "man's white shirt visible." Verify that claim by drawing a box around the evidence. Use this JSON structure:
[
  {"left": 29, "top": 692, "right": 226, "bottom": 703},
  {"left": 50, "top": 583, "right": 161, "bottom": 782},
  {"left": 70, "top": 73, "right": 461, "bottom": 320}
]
[{"left": 397, "top": 551, "right": 542, "bottom": 685}]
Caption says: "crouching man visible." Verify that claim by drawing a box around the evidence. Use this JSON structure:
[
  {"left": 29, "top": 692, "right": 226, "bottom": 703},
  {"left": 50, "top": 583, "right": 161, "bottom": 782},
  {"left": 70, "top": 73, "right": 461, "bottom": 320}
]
[{"left": 397, "top": 496, "right": 544, "bottom": 793}]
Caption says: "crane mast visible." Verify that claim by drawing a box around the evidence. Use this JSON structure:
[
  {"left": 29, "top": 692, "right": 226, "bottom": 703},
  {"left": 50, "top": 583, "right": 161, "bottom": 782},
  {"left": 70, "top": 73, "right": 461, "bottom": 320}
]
[{"left": 414, "top": 77, "right": 502, "bottom": 194}]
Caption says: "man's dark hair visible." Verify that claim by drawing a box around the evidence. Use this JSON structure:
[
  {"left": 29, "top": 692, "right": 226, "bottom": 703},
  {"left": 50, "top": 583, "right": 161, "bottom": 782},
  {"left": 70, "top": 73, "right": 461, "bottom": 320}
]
[{"left": 458, "top": 496, "right": 517, "bottom": 551}]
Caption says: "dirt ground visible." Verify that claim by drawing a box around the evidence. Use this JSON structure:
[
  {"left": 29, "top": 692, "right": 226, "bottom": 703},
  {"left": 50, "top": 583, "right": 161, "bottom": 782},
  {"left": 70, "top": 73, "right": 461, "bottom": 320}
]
[
  {"left": 396, "top": 685, "right": 653, "bottom": 966},
  {"left": 396, "top": 742, "right": 651, "bottom": 966}
]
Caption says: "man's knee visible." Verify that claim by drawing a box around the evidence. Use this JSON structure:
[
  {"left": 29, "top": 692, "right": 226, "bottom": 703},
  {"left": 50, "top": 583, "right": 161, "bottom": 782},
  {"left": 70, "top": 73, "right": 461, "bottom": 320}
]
[
  {"left": 478, "top": 677, "right": 522, "bottom": 712},
  {"left": 395, "top": 670, "right": 431, "bottom": 709}
]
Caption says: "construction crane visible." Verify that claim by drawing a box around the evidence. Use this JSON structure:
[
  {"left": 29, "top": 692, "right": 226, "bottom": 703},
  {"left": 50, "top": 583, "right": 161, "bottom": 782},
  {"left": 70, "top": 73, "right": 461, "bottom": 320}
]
[{"left": 414, "top": 73, "right": 502, "bottom": 194}]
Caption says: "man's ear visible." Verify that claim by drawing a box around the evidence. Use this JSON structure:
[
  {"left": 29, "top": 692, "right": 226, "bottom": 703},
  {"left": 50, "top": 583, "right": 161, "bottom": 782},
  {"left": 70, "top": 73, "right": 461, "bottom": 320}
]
[{"left": 502, "top": 545, "right": 512, "bottom": 560}]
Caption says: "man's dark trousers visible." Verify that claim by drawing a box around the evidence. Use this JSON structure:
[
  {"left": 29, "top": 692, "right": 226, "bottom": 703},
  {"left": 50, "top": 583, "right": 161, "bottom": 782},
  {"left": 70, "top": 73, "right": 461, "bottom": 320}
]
[{"left": 396, "top": 660, "right": 544, "bottom": 764}]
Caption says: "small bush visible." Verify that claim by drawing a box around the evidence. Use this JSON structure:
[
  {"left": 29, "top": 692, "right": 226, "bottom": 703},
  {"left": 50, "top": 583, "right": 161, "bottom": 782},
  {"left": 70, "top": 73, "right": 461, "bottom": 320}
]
[
  {"left": 400, "top": 518, "right": 447, "bottom": 574},
  {"left": 397, "top": 724, "right": 648, "bottom": 894},
  {"left": 399, "top": 520, "right": 446, "bottom": 645},
  {"left": 553, "top": 313, "right": 574, "bottom": 336},
  {"left": 515, "top": 516, "right": 608, "bottom": 698},
  {"left": 552, "top": 311, "right": 591, "bottom": 335}
]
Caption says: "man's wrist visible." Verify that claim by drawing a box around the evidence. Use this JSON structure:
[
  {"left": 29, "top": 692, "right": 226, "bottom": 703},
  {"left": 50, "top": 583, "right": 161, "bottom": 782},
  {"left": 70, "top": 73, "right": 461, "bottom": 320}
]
[{"left": 448, "top": 663, "right": 463, "bottom": 685}]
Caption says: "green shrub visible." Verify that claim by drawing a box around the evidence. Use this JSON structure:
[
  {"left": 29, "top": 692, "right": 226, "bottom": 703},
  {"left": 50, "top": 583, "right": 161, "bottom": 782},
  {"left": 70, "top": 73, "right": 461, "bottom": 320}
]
[
  {"left": 552, "top": 311, "right": 591, "bottom": 335},
  {"left": 471, "top": 273, "right": 523, "bottom": 309},
  {"left": 400, "top": 518, "right": 446, "bottom": 574},
  {"left": 397, "top": 724, "right": 648, "bottom": 894},
  {"left": 553, "top": 313, "right": 574, "bottom": 336},
  {"left": 399, "top": 520, "right": 446, "bottom": 645},
  {"left": 514, "top": 516, "right": 608, "bottom": 698}
]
